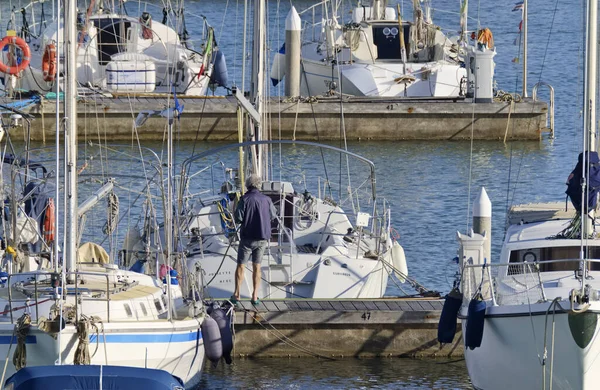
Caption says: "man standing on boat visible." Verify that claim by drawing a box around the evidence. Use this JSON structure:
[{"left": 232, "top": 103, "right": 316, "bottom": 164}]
[{"left": 232, "top": 174, "right": 277, "bottom": 306}]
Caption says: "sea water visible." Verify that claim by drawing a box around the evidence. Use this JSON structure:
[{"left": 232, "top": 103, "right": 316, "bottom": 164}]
[{"left": 0, "top": 0, "right": 585, "bottom": 388}]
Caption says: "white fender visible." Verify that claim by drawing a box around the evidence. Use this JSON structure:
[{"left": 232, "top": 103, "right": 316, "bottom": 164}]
[
  {"left": 270, "top": 47, "right": 286, "bottom": 86},
  {"left": 201, "top": 315, "right": 223, "bottom": 366},
  {"left": 391, "top": 240, "right": 408, "bottom": 283}
]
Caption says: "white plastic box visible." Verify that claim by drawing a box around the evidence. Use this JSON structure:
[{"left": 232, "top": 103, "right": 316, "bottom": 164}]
[{"left": 106, "top": 60, "right": 156, "bottom": 92}]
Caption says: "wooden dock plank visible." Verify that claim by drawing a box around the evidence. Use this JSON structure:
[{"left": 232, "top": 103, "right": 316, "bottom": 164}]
[
  {"left": 329, "top": 301, "right": 346, "bottom": 311},
  {"left": 285, "top": 301, "right": 300, "bottom": 311},
  {"left": 340, "top": 301, "right": 357, "bottom": 311},
  {"left": 307, "top": 301, "right": 324, "bottom": 310},
  {"left": 262, "top": 301, "right": 279, "bottom": 312},
  {"left": 418, "top": 300, "right": 437, "bottom": 310},
  {"left": 296, "top": 301, "right": 312, "bottom": 310},
  {"left": 384, "top": 301, "right": 401, "bottom": 310},
  {"left": 430, "top": 300, "right": 444, "bottom": 310},
  {"left": 351, "top": 301, "right": 368, "bottom": 311},
  {"left": 407, "top": 301, "right": 425, "bottom": 311},
  {"left": 317, "top": 301, "right": 335, "bottom": 310},
  {"left": 374, "top": 301, "right": 391, "bottom": 311},
  {"left": 272, "top": 301, "right": 290, "bottom": 311}
]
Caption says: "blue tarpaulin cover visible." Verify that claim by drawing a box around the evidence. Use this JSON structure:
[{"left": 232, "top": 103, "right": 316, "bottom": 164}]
[
  {"left": 566, "top": 151, "right": 600, "bottom": 214},
  {"left": 5, "top": 365, "right": 184, "bottom": 390}
]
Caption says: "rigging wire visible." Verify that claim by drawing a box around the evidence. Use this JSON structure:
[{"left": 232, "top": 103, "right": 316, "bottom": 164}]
[
  {"left": 332, "top": 0, "right": 357, "bottom": 214},
  {"left": 300, "top": 59, "right": 334, "bottom": 200},
  {"left": 505, "top": 0, "right": 563, "bottom": 230}
]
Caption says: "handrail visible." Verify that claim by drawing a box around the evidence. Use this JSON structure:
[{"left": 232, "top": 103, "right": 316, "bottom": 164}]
[
  {"left": 462, "top": 258, "right": 600, "bottom": 269},
  {"left": 298, "top": 0, "right": 330, "bottom": 16},
  {"left": 7, "top": 270, "right": 115, "bottom": 323},
  {"left": 182, "top": 140, "right": 378, "bottom": 204},
  {"left": 532, "top": 81, "right": 555, "bottom": 138},
  {"left": 461, "top": 258, "right": 600, "bottom": 306},
  {"left": 315, "top": 209, "right": 386, "bottom": 254}
]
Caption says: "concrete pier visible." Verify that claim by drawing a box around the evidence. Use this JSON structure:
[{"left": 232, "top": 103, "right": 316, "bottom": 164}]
[
  {"left": 229, "top": 298, "right": 462, "bottom": 358},
  {"left": 12, "top": 95, "right": 547, "bottom": 141}
]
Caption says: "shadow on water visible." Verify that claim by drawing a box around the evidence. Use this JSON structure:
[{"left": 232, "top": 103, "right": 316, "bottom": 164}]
[{"left": 198, "top": 357, "right": 471, "bottom": 389}]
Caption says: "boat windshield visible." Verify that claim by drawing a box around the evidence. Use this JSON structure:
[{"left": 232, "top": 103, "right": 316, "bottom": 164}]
[{"left": 509, "top": 246, "right": 600, "bottom": 272}]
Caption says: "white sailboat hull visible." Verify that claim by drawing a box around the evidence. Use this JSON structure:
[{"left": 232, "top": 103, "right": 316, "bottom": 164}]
[
  {"left": 189, "top": 250, "right": 389, "bottom": 299},
  {"left": 462, "top": 304, "right": 600, "bottom": 390},
  {"left": 301, "top": 57, "right": 465, "bottom": 98},
  {"left": 0, "top": 320, "right": 204, "bottom": 388}
]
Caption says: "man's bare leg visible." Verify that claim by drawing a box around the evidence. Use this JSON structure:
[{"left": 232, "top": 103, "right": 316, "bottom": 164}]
[
  {"left": 252, "top": 262, "right": 261, "bottom": 302},
  {"left": 233, "top": 264, "right": 245, "bottom": 300}
]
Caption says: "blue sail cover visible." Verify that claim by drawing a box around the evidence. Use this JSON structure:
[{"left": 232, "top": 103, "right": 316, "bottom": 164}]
[
  {"left": 4, "top": 365, "right": 184, "bottom": 390},
  {"left": 566, "top": 152, "right": 600, "bottom": 214}
]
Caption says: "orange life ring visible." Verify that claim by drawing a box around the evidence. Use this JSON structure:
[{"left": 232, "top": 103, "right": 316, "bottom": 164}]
[
  {"left": 0, "top": 36, "right": 30, "bottom": 75},
  {"left": 43, "top": 198, "right": 55, "bottom": 243},
  {"left": 42, "top": 43, "right": 57, "bottom": 82}
]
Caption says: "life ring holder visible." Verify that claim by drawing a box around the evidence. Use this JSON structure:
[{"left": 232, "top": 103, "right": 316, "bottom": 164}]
[
  {"left": 42, "top": 42, "right": 57, "bottom": 82},
  {"left": 0, "top": 36, "right": 31, "bottom": 75}
]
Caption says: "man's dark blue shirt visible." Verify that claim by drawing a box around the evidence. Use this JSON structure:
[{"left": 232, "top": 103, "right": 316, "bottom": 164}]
[{"left": 235, "top": 188, "right": 277, "bottom": 240}]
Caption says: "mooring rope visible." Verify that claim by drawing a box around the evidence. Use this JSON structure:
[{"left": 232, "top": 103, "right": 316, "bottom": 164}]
[
  {"left": 74, "top": 317, "right": 91, "bottom": 365},
  {"left": 241, "top": 308, "right": 336, "bottom": 360},
  {"left": 74, "top": 315, "right": 101, "bottom": 365},
  {"left": 12, "top": 313, "right": 31, "bottom": 370}
]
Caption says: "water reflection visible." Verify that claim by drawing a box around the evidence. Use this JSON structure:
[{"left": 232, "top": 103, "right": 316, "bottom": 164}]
[{"left": 199, "top": 358, "right": 471, "bottom": 389}]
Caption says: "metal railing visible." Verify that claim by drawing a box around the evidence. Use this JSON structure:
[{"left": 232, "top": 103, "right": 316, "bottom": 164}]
[
  {"left": 315, "top": 209, "right": 387, "bottom": 257},
  {"left": 298, "top": 0, "right": 330, "bottom": 43},
  {"left": 7, "top": 270, "right": 115, "bottom": 324},
  {"left": 461, "top": 258, "right": 600, "bottom": 307},
  {"left": 532, "top": 81, "right": 555, "bottom": 138}
]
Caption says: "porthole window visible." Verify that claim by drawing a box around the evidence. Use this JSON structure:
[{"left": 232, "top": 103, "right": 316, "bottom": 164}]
[
  {"left": 154, "top": 298, "right": 162, "bottom": 311},
  {"left": 124, "top": 304, "right": 133, "bottom": 317},
  {"left": 140, "top": 303, "right": 148, "bottom": 316}
]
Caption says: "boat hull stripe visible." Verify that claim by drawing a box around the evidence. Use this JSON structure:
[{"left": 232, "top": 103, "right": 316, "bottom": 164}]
[{"left": 90, "top": 332, "right": 201, "bottom": 343}]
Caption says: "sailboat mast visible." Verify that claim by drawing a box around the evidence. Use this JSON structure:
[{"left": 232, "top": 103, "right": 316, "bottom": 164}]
[
  {"left": 584, "top": 0, "right": 597, "bottom": 153},
  {"left": 581, "top": 0, "right": 598, "bottom": 278},
  {"left": 250, "top": 0, "right": 267, "bottom": 178},
  {"left": 459, "top": 0, "right": 468, "bottom": 46},
  {"left": 65, "top": 0, "right": 78, "bottom": 274},
  {"left": 522, "top": 0, "right": 528, "bottom": 97},
  {"left": 54, "top": 0, "right": 62, "bottom": 273}
]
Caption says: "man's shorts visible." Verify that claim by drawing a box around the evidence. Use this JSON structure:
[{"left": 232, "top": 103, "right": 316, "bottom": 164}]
[{"left": 237, "top": 239, "right": 268, "bottom": 265}]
